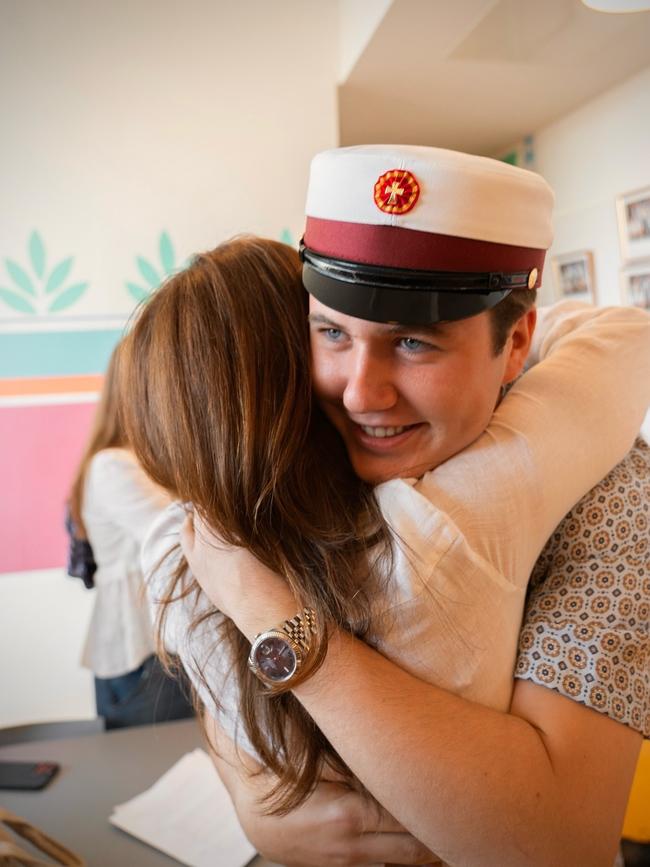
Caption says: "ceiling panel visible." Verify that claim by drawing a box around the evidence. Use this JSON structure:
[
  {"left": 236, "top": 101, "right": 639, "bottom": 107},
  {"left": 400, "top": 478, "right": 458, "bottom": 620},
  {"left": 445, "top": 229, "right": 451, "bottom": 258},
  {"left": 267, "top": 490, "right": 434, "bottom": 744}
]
[{"left": 339, "top": 0, "right": 650, "bottom": 154}]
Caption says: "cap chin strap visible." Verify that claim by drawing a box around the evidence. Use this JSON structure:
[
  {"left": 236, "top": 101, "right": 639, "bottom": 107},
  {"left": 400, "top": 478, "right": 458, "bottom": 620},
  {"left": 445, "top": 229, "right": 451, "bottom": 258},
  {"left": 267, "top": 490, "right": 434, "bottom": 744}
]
[{"left": 301, "top": 246, "right": 522, "bottom": 325}]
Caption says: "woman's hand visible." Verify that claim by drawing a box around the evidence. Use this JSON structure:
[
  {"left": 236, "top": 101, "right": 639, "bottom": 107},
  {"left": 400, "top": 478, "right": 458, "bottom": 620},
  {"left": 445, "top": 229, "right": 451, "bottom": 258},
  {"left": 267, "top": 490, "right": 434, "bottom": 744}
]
[
  {"left": 237, "top": 780, "right": 440, "bottom": 867},
  {"left": 206, "top": 711, "right": 440, "bottom": 867},
  {"left": 180, "top": 511, "right": 298, "bottom": 639}
]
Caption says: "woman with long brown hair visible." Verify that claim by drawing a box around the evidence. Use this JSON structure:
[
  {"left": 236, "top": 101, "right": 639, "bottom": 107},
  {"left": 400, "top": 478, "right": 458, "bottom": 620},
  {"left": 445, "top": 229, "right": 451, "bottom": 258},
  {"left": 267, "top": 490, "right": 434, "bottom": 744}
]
[
  {"left": 123, "top": 236, "right": 390, "bottom": 805},
  {"left": 121, "top": 229, "right": 646, "bottom": 866},
  {"left": 67, "top": 341, "right": 194, "bottom": 728}
]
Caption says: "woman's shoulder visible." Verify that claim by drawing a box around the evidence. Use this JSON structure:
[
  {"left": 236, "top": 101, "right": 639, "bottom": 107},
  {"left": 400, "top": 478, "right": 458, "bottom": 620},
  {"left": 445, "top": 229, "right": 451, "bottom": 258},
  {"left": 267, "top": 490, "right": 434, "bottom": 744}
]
[
  {"left": 87, "top": 447, "right": 138, "bottom": 478},
  {"left": 84, "top": 448, "right": 170, "bottom": 530},
  {"left": 84, "top": 448, "right": 134, "bottom": 504},
  {"left": 141, "top": 502, "right": 216, "bottom": 665},
  {"left": 141, "top": 501, "right": 188, "bottom": 594}
]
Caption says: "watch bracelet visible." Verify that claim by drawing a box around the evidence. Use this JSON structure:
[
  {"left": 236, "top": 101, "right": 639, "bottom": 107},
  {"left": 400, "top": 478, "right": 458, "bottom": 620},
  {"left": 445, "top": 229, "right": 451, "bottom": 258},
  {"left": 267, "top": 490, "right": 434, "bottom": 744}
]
[{"left": 280, "top": 607, "right": 317, "bottom": 654}]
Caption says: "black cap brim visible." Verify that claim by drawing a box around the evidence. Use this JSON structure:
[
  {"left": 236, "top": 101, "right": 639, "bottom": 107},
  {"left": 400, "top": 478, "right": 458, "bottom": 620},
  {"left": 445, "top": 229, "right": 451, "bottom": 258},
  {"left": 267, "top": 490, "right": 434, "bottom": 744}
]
[{"left": 301, "top": 251, "right": 514, "bottom": 325}]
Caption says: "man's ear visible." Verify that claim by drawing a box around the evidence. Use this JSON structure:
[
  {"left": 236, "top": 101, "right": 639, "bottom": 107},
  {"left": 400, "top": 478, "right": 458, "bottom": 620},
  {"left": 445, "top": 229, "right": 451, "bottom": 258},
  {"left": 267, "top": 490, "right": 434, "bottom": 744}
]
[{"left": 502, "top": 308, "right": 537, "bottom": 384}]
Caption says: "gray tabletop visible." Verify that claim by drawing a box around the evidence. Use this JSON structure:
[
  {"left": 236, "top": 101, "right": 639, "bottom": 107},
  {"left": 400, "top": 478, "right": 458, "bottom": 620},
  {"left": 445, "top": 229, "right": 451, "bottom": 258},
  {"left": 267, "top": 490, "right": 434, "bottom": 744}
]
[{"left": 0, "top": 718, "right": 276, "bottom": 867}]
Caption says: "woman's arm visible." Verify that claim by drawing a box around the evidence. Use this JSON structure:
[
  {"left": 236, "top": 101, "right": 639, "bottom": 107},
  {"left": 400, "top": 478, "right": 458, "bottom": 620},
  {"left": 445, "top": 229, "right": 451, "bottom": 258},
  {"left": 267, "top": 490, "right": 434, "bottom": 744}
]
[
  {"left": 182, "top": 517, "right": 642, "bottom": 867},
  {"left": 143, "top": 506, "right": 439, "bottom": 866},
  {"left": 203, "top": 711, "right": 439, "bottom": 867}
]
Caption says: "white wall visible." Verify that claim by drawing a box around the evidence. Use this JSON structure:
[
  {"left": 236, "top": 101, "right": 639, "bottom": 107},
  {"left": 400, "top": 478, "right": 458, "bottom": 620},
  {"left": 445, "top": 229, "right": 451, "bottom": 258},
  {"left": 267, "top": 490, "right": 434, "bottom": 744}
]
[
  {"left": 0, "top": 0, "right": 338, "bottom": 319},
  {"left": 533, "top": 64, "right": 650, "bottom": 466},
  {"left": 533, "top": 64, "right": 650, "bottom": 307},
  {"left": 0, "top": 0, "right": 339, "bottom": 729},
  {"left": 338, "top": 0, "right": 393, "bottom": 83},
  {"left": 0, "top": 570, "right": 95, "bottom": 727}
]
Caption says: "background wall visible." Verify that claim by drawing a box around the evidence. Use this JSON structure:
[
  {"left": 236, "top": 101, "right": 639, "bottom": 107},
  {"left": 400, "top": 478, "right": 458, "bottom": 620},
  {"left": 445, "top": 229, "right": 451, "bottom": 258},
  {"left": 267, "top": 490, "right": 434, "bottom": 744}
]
[
  {"left": 534, "top": 64, "right": 650, "bottom": 308},
  {"left": 0, "top": 570, "right": 95, "bottom": 726},
  {"left": 0, "top": 0, "right": 339, "bottom": 726},
  {"left": 337, "top": 0, "right": 392, "bottom": 82}
]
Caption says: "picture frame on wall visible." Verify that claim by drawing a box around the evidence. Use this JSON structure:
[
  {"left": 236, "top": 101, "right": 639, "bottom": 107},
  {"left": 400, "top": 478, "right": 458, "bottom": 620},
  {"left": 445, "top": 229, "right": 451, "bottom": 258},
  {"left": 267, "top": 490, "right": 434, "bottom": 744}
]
[
  {"left": 621, "top": 263, "right": 650, "bottom": 311},
  {"left": 616, "top": 186, "right": 650, "bottom": 263},
  {"left": 551, "top": 250, "right": 597, "bottom": 303}
]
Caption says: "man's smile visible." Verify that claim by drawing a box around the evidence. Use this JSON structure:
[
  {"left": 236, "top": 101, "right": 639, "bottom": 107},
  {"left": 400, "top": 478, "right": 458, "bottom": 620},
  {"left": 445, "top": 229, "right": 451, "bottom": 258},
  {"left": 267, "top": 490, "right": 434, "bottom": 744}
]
[
  {"left": 351, "top": 421, "right": 424, "bottom": 451},
  {"left": 360, "top": 424, "right": 409, "bottom": 438}
]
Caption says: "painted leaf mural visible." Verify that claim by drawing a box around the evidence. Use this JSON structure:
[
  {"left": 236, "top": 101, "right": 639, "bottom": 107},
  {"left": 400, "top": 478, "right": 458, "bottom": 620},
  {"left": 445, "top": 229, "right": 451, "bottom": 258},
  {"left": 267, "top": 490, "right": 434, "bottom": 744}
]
[
  {"left": 48, "top": 282, "right": 89, "bottom": 313},
  {"left": 280, "top": 228, "right": 295, "bottom": 247},
  {"left": 159, "top": 231, "right": 175, "bottom": 273},
  {"left": 126, "top": 231, "right": 179, "bottom": 301},
  {"left": 126, "top": 281, "right": 150, "bottom": 302},
  {"left": 29, "top": 232, "right": 46, "bottom": 279},
  {"left": 137, "top": 256, "right": 161, "bottom": 287},
  {"left": 45, "top": 257, "right": 74, "bottom": 294},
  {"left": 6, "top": 260, "right": 36, "bottom": 296},
  {"left": 0, "top": 288, "right": 36, "bottom": 314},
  {"left": 1, "top": 233, "right": 89, "bottom": 315}
]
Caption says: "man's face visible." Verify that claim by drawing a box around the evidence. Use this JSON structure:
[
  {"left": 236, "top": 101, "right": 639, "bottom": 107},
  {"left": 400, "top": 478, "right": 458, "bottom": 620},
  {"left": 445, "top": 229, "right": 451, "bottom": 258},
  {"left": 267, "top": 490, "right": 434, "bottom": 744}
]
[{"left": 309, "top": 296, "right": 522, "bottom": 484}]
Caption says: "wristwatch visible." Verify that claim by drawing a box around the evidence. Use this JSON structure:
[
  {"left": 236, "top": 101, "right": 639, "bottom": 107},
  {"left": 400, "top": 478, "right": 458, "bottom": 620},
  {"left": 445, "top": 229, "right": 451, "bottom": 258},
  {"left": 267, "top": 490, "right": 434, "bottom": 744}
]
[{"left": 248, "top": 608, "right": 317, "bottom": 687}]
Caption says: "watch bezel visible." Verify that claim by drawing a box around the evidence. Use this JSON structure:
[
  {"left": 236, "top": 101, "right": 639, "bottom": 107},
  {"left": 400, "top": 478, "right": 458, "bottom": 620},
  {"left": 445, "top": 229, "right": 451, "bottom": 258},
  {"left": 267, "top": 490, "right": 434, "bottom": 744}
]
[{"left": 248, "top": 629, "right": 304, "bottom": 686}]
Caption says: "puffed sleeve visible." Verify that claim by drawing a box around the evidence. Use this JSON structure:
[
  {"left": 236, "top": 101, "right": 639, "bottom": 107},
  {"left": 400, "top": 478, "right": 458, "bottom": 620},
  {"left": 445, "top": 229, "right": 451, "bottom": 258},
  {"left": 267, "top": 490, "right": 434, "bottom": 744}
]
[
  {"left": 515, "top": 438, "right": 650, "bottom": 736},
  {"left": 86, "top": 448, "right": 170, "bottom": 544},
  {"left": 141, "top": 502, "right": 260, "bottom": 757}
]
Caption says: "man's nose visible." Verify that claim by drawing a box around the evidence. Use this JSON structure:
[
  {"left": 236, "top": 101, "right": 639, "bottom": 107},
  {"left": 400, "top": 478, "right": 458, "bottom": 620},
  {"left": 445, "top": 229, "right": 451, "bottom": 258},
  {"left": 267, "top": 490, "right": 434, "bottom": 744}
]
[{"left": 342, "top": 351, "right": 398, "bottom": 415}]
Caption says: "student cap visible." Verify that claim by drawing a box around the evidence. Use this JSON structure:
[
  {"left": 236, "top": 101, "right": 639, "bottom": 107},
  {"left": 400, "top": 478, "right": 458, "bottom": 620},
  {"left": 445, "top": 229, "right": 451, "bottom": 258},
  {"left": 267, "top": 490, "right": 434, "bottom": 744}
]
[{"left": 301, "top": 144, "right": 555, "bottom": 324}]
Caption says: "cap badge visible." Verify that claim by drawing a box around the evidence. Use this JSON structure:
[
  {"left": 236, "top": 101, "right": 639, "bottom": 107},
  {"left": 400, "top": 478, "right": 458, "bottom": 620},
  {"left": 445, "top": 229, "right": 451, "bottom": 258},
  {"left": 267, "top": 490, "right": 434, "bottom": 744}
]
[{"left": 374, "top": 169, "right": 420, "bottom": 215}]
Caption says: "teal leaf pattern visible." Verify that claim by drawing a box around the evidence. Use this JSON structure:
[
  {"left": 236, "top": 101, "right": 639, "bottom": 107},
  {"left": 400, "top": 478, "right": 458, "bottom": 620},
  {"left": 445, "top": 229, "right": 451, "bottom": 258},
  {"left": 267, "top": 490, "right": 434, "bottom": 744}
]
[
  {"left": 0, "top": 233, "right": 89, "bottom": 315},
  {"left": 159, "top": 232, "right": 175, "bottom": 273},
  {"left": 126, "top": 232, "right": 181, "bottom": 302},
  {"left": 47, "top": 282, "right": 89, "bottom": 312},
  {"left": 5, "top": 259, "right": 36, "bottom": 296},
  {"left": 29, "top": 232, "right": 46, "bottom": 278},
  {"left": 126, "top": 282, "right": 149, "bottom": 302},
  {"left": 45, "top": 257, "right": 74, "bottom": 294},
  {"left": 280, "top": 228, "right": 295, "bottom": 247},
  {"left": 137, "top": 256, "right": 161, "bottom": 288},
  {"left": 0, "top": 287, "right": 36, "bottom": 314}
]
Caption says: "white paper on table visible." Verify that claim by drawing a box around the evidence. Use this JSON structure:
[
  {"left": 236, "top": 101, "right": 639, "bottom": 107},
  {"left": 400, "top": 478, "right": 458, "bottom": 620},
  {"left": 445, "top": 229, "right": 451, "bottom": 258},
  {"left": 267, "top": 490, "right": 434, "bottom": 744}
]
[{"left": 110, "top": 748, "right": 256, "bottom": 867}]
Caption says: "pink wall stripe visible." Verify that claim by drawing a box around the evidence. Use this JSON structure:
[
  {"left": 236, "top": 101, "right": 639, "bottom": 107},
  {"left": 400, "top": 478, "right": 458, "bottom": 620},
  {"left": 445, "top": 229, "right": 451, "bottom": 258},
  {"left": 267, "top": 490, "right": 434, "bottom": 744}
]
[{"left": 0, "top": 403, "right": 96, "bottom": 573}]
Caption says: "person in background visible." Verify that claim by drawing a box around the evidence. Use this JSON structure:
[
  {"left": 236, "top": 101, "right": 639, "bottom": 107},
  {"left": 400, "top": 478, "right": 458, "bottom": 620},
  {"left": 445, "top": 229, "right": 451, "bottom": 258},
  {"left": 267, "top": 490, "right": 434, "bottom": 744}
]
[{"left": 66, "top": 340, "right": 194, "bottom": 729}]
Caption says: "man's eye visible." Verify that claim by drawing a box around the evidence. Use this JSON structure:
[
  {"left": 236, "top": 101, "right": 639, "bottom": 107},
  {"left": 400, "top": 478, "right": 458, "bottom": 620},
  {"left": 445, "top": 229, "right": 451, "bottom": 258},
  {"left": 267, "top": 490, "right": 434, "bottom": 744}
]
[
  {"left": 323, "top": 327, "right": 343, "bottom": 341},
  {"left": 399, "top": 337, "right": 428, "bottom": 352}
]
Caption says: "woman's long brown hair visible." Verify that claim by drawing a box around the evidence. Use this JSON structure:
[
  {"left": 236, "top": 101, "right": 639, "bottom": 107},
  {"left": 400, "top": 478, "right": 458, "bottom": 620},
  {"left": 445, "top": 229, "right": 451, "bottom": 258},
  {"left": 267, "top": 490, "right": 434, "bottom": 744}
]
[
  {"left": 68, "top": 342, "right": 127, "bottom": 538},
  {"left": 122, "top": 236, "right": 391, "bottom": 812}
]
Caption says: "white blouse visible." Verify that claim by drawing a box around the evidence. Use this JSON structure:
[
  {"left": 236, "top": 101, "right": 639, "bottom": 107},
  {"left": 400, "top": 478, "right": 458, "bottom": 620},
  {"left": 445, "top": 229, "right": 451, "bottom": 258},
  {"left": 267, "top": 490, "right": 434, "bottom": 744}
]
[
  {"left": 143, "top": 301, "right": 650, "bottom": 753},
  {"left": 81, "top": 448, "right": 170, "bottom": 678}
]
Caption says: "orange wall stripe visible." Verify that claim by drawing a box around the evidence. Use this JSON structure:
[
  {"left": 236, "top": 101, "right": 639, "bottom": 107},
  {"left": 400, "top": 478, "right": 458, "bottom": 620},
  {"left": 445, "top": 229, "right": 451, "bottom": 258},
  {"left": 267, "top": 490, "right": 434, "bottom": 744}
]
[{"left": 0, "top": 374, "right": 104, "bottom": 397}]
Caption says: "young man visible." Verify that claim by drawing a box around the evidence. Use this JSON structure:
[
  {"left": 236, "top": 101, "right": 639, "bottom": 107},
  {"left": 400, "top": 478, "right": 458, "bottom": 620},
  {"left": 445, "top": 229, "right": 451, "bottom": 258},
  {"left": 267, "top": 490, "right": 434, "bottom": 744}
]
[{"left": 183, "top": 146, "right": 650, "bottom": 866}]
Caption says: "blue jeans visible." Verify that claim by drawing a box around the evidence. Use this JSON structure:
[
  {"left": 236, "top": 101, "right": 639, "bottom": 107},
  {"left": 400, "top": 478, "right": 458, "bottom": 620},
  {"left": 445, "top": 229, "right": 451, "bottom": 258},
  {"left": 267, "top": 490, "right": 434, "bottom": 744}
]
[{"left": 94, "top": 655, "right": 194, "bottom": 729}]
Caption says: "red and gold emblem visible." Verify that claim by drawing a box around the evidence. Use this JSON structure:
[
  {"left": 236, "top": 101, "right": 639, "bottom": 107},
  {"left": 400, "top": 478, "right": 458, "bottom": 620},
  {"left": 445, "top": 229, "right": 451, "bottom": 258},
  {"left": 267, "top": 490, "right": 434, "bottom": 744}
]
[{"left": 374, "top": 169, "right": 420, "bottom": 215}]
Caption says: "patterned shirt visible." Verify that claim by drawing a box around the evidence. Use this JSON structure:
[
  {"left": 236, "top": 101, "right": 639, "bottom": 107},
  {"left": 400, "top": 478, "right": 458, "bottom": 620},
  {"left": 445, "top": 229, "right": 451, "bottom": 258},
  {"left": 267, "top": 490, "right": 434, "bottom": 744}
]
[{"left": 516, "top": 437, "right": 650, "bottom": 737}]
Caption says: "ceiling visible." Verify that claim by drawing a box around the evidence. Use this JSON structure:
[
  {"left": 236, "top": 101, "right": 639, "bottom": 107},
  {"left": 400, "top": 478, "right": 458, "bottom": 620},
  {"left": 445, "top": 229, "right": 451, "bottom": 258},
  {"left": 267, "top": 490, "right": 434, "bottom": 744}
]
[{"left": 338, "top": 0, "right": 650, "bottom": 155}]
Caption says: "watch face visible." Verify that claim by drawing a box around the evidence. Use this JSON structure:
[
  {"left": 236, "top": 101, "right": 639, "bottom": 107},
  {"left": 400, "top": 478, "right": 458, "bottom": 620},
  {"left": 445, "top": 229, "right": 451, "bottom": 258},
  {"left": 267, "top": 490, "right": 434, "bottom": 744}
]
[{"left": 253, "top": 635, "right": 298, "bottom": 682}]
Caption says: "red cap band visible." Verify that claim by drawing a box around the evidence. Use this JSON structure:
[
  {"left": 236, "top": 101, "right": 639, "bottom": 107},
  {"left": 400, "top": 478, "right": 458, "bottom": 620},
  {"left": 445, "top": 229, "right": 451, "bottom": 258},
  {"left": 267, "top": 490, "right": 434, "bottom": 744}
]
[{"left": 304, "top": 216, "right": 546, "bottom": 287}]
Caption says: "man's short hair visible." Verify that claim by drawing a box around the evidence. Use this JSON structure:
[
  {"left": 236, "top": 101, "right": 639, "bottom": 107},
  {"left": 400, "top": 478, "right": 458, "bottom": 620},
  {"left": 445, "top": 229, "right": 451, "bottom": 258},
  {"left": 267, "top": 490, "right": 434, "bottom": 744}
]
[{"left": 489, "top": 289, "right": 537, "bottom": 355}]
